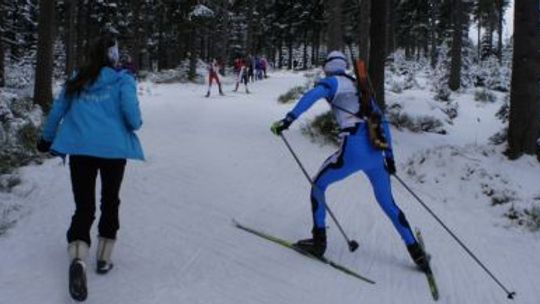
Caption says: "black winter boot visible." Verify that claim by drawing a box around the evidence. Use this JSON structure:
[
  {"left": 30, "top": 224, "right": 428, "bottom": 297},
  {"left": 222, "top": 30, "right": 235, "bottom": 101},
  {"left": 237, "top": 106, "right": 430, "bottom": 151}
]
[
  {"left": 69, "top": 259, "right": 88, "bottom": 302},
  {"left": 294, "top": 227, "right": 327, "bottom": 258},
  {"left": 407, "top": 242, "right": 429, "bottom": 272}
]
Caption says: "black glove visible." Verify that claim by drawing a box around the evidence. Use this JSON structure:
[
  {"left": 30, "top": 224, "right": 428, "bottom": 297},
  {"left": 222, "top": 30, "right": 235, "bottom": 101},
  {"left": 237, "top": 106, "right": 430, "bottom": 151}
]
[
  {"left": 36, "top": 138, "right": 52, "bottom": 153},
  {"left": 385, "top": 157, "right": 396, "bottom": 175},
  {"left": 270, "top": 115, "right": 294, "bottom": 136}
]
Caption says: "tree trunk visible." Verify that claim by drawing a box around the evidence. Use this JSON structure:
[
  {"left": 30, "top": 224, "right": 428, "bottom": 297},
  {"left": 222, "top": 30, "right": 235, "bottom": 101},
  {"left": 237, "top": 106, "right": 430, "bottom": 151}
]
[
  {"left": 302, "top": 29, "right": 308, "bottom": 69},
  {"left": 278, "top": 37, "right": 283, "bottom": 69},
  {"left": 386, "top": 0, "right": 396, "bottom": 56},
  {"left": 358, "top": 0, "right": 371, "bottom": 62},
  {"left": 368, "top": 0, "right": 387, "bottom": 109},
  {"left": 507, "top": 0, "right": 540, "bottom": 158},
  {"left": 246, "top": 0, "right": 255, "bottom": 54},
  {"left": 497, "top": 0, "right": 504, "bottom": 62},
  {"left": 65, "top": 0, "right": 77, "bottom": 76},
  {"left": 0, "top": 1, "right": 4, "bottom": 87},
  {"left": 34, "top": 0, "right": 55, "bottom": 112},
  {"left": 449, "top": 0, "right": 463, "bottom": 91},
  {"left": 311, "top": 29, "right": 317, "bottom": 65},
  {"left": 76, "top": 0, "right": 87, "bottom": 65},
  {"left": 287, "top": 38, "right": 293, "bottom": 70},
  {"left": 430, "top": 0, "right": 439, "bottom": 68},
  {"left": 0, "top": 35, "right": 4, "bottom": 87},
  {"left": 326, "top": 0, "right": 344, "bottom": 51},
  {"left": 219, "top": 0, "right": 230, "bottom": 66},
  {"left": 314, "top": 30, "right": 321, "bottom": 65},
  {"left": 477, "top": 18, "right": 481, "bottom": 61}
]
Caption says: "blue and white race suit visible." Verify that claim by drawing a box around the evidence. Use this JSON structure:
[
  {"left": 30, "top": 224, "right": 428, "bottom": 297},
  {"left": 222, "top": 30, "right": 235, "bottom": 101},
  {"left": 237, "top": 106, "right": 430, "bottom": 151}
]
[{"left": 286, "top": 74, "right": 416, "bottom": 245}]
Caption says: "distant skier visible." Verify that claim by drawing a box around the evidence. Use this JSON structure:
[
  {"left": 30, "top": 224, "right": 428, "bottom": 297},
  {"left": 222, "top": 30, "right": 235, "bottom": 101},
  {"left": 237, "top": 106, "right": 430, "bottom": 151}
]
[
  {"left": 233, "top": 58, "right": 250, "bottom": 94},
  {"left": 255, "top": 57, "right": 264, "bottom": 80},
  {"left": 247, "top": 55, "right": 255, "bottom": 82},
  {"left": 37, "top": 34, "right": 144, "bottom": 301},
  {"left": 270, "top": 51, "right": 428, "bottom": 271},
  {"left": 261, "top": 56, "right": 268, "bottom": 78},
  {"left": 205, "top": 58, "right": 224, "bottom": 97}
]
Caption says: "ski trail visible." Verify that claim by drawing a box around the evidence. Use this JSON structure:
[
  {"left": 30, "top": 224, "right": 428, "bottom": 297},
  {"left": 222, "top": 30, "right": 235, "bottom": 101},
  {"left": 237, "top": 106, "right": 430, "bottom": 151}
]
[{"left": 0, "top": 71, "right": 539, "bottom": 303}]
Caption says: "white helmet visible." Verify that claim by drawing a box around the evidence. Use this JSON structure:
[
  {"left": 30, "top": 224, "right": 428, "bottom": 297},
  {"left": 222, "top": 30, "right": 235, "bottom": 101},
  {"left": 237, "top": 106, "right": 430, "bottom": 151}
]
[{"left": 323, "top": 50, "right": 348, "bottom": 74}]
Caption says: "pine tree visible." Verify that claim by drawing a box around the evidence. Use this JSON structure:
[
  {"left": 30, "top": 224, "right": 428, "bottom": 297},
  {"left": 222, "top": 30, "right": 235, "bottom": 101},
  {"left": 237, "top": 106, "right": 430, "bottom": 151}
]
[
  {"left": 507, "top": 0, "right": 540, "bottom": 158},
  {"left": 449, "top": 0, "right": 464, "bottom": 91},
  {"left": 34, "top": 0, "right": 55, "bottom": 112},
  {"left": 369, "top": 0, "right": 387, "bottom": 108},
  {"left": 326, "top": 0, "right": 344, "bottom": 51},
  {"left": 0, "top": 0, "right": 6, "bottom": 87}
]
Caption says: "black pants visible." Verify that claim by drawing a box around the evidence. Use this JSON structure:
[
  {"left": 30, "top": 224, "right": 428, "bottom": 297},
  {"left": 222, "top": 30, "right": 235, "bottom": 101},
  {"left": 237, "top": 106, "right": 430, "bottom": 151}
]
[{"left": 66, "top": 155, "right": 126, "bottom": 245}]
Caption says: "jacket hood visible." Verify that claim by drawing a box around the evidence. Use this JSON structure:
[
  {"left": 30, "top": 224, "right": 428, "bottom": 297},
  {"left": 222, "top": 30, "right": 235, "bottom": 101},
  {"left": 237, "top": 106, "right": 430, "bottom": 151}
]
[{"left": 89, "top": 67, "right": 122, "bottom": 90}]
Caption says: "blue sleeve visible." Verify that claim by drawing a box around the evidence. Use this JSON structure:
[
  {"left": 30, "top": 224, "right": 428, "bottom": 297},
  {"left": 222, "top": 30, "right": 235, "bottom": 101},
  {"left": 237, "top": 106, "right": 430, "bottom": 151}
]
[
  {"left": 370, "top": 98, "right": 394, "bottom": 158},
  {"left": 287, "top": 77, "right": 337, "bottom": 120},
  {"left": 41, "top": 90, "right": 70, "bottom": 142},
  {"left": 119, "top": 72, "right": 142, "bottom": 131}
]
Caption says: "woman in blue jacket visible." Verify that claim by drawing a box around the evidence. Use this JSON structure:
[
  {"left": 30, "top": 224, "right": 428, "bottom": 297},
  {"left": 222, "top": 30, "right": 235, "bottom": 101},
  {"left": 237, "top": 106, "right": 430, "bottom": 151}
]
[{"left": 37, "top": 35, "right": 144, "bottom": 301}]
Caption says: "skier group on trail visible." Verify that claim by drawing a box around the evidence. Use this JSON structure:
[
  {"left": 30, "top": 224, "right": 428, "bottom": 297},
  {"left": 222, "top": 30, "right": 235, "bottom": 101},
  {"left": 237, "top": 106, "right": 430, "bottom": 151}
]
[
  {"left": 36, "top": 31, "right": 430, "bottom": 302},
  {"left": 205, "top": 55, "right": 270, "bottom": 97}
]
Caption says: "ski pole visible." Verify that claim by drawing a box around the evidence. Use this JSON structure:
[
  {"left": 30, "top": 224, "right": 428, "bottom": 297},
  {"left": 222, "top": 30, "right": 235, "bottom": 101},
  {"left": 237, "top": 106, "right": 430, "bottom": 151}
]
[
  {"left": 393, "top": 173, "right": 516, "bottom": 300},
  {"left": 279, "top": 133, "right": 359, "bottom": 252}
]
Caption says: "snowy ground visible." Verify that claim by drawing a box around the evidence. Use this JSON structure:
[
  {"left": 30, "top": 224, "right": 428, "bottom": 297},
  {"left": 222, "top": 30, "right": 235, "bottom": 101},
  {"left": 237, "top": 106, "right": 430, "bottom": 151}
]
[{"left": 1, "top": 71, "right": 539, "bottom": 304}]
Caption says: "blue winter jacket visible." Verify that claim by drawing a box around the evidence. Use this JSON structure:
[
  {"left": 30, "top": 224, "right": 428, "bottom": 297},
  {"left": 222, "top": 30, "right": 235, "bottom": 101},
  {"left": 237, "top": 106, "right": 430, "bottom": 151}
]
[{"left": 42, "top": 67, "right": 145, "bottom": 160}]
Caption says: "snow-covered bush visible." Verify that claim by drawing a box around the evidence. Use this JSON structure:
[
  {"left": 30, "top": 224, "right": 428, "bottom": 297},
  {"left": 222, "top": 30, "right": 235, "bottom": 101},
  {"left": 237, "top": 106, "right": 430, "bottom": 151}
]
[
  {"left": 278, "top": 70, "right": 321, "bottom": 104},
  {"left": 278, "top": 86, "right": 305, "bottom": 104},
  {"left": 474, "top": 55, "right": 511, "bottom": 92},
  {"left": 189, "top": 4, "right": 214, "bottom": 19},
  {"left": 495, "top": 94, "right": 510, "bottom": 122},
  {"left": 386, "top": 103, "right": 447, "bottom": 134},
  {"left": 5, "top": 56, "right": 35, "bottom": 91},
  {"left": 386, "top": 51, "right": 423, "bottom": 93},
  {"left": 474, "top": 88, "right": 497, "bottom": 103},
  {"left": 0, "top": 200, "right": 21, "bottom": 236},
  {"left": 0, "top": 92, "right": 43, "bottom": 176},
  {"left": 490, "top": 95, "right": 510, "bottom": 145},
  {"left": 489, "top": 128, "right": 508, "bottom": 145},
  {"left": 301, "top": 111, "right": 340, "bottom": 146},
  {"left": 431, "top": 43, "right": 452, "bottom": 102},
  {"left": 505, "top": 203, "right": 540, "bottom": 232},
  {"left": 387, "top": 77, "right": 404, "bottom": 94},
  {"left": 404, "top": 145, "right": 540, "bottom": 231}
]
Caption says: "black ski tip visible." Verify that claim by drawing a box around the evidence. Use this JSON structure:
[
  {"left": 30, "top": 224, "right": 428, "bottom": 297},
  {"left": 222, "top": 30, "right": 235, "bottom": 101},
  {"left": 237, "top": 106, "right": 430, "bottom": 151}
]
[
  {"left": 349, "top": 240, "right": 359, "bottom": 252},
  {"left": 507, "top": 291, "right": 516, "bottom": 300}
]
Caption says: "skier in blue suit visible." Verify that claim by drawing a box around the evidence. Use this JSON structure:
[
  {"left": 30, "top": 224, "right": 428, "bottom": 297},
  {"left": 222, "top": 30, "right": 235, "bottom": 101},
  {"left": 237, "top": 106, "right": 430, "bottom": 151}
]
[{"left": 271, "top": 51, "right": 427, "bottom": 270}]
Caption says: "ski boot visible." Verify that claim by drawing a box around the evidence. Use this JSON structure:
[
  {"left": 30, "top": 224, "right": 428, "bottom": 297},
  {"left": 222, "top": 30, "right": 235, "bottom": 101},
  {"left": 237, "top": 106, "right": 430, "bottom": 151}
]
[
  {"left": 219, "top": 86, "right": 225, "bottom": 96},
  {"left": 294, "top": 227, "right": 326, "bottom": 258},
  {"left": 68, "top": 241, "right": 89, "bottom": 302},
  {"left": 205, "top": 91, "right": 210, "bottom": 98},
  {"left": 407, "top": 242, "right": 430, "bottom": 272},
  {"left": 96, "top": 237, "right": 115, "bottom": 274}
]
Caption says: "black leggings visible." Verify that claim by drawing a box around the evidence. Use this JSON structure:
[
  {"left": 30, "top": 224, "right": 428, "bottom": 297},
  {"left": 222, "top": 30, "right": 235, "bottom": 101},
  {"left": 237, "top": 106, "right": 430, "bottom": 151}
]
[{"left": 66, "top": 155, "right": 126, "bottom": 245}]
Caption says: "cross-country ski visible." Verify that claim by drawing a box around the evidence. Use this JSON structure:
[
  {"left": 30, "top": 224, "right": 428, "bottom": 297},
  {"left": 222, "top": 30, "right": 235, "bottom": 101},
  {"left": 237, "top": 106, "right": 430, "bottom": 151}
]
[{"left": 232, "top": 218, "right": 376, "bottom": 284}]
